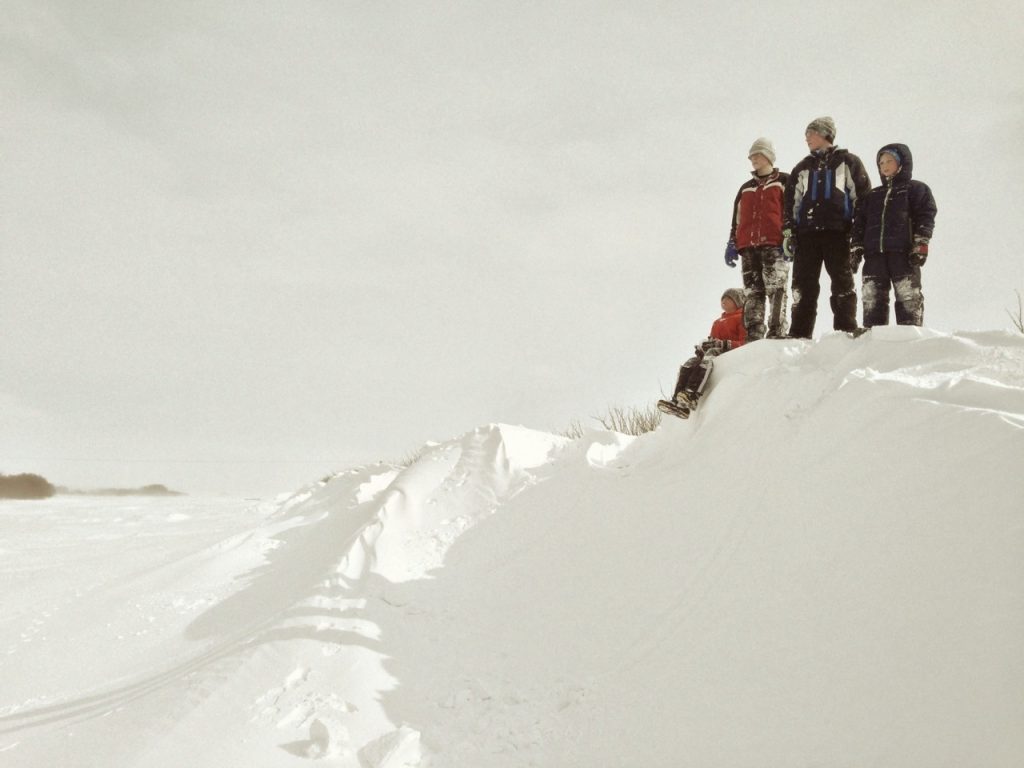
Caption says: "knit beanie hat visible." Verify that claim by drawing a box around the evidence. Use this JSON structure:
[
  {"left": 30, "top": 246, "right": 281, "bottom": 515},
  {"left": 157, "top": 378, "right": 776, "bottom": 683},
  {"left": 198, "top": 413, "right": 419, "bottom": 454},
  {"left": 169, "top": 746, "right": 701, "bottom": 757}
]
[
  {"left": 806, "top": 116, "right": 836, "bottom": 142},
  {"left": 747, "top": 137, "right": 776, "bottom": 165},
  {"left": 878, "top": 146, "right": 902, "bottom": 166},
  {"left": 722, "top": 287, "right": 746, "bottom": 309}
]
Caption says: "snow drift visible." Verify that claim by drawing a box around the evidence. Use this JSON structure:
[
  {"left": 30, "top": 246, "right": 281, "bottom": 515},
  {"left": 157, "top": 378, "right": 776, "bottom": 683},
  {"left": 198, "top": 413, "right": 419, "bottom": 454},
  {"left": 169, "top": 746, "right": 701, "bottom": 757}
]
[{"left": 2, "top": 327, "right": 1023, "bottom": 767}]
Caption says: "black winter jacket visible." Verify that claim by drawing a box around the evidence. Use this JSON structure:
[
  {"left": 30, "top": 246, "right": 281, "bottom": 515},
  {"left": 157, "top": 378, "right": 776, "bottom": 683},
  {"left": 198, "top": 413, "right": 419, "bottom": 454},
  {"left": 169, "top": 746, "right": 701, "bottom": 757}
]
[
  {"left": 784, "top": 147, "right": 872, "bottom": 234},
  {"left": 852, "top": 143, "right": 937, "bottom": 256}
]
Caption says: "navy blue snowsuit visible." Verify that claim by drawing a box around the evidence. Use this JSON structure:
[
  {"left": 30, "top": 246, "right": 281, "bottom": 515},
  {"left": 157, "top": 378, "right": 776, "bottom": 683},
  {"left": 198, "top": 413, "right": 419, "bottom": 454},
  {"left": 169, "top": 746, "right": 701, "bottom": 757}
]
[{"left": 852, "top": 143, "right": 937, "bottom": 327}]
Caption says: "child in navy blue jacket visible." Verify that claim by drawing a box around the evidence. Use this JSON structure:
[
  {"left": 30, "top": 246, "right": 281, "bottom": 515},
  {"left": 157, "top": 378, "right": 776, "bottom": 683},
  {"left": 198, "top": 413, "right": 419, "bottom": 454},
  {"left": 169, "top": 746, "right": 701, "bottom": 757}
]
[{"left": 851, "top": 143, "right": 937, "bottom": 327}]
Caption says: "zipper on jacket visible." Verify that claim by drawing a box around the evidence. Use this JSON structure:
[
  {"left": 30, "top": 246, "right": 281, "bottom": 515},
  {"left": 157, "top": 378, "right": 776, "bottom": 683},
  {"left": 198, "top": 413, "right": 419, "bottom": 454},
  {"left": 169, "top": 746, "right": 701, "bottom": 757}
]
[{"left": 879, "top": 178, "right": 894, "bottom": 253}]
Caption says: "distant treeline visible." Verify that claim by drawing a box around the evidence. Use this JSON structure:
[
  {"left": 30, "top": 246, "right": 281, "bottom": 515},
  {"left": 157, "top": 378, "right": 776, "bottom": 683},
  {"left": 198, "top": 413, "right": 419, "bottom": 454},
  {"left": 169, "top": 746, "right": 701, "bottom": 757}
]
[
  {"left": 0, "top": 474, "right": 184, "bottom": 499},
  {"left": 58, "top": 484, "right": 184, "bottom": 497},
  {"left": 0, "top": 473, "right": 56, "bottom": 499}
]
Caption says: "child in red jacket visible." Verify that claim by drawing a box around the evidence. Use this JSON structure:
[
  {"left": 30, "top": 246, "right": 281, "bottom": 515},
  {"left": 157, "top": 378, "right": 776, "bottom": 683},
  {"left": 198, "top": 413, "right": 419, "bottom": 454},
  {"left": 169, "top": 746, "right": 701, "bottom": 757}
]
[
  {"left": 725, "top": 138, "right": 790, "bottom": 339},
  {"left": 658, "top": 288, "right": 747, "bottom": 419}
]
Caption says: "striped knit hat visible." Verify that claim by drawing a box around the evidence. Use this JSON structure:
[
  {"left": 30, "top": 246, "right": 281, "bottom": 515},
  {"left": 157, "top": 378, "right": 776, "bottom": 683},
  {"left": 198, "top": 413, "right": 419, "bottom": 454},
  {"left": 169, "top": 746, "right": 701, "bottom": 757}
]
[{"left": 806, "top": 116, "right": 836, "bottom": 142}]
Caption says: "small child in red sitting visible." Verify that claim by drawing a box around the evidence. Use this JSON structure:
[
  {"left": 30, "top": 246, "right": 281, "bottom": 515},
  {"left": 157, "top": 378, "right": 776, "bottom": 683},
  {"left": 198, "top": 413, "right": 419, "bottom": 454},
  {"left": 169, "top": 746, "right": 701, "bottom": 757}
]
[{"left": 658, "top": 288, "right": 747, "bottom": 418}]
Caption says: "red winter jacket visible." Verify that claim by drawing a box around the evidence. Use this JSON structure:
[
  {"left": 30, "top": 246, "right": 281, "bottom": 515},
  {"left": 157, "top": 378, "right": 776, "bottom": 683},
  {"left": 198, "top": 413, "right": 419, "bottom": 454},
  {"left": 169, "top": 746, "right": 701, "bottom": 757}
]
[
  {"left": 709, "top": 308, "right": 746, "bottom": 348},
  {"left": 730, "top": 169, "right": 789, "bottom": 250}
]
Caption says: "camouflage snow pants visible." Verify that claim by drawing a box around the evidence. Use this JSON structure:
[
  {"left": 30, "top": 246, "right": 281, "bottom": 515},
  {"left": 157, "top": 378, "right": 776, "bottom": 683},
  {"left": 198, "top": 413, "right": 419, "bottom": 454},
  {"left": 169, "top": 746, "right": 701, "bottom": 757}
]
[
  {"left": 740, "top": 246, "right": 790, "bottom": 339},
  {"left": 862, "top": 252, "right": 924, "bottom": 327}
]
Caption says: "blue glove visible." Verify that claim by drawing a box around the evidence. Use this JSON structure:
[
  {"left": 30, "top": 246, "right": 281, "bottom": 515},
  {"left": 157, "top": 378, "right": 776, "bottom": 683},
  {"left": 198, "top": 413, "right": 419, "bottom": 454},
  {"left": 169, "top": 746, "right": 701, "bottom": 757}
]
[
  {"left": 724, "top": 240, "right": 738, "bottom": 268},
  {"left": 782, "top": 229, "right": 797, "bottom": 262}
]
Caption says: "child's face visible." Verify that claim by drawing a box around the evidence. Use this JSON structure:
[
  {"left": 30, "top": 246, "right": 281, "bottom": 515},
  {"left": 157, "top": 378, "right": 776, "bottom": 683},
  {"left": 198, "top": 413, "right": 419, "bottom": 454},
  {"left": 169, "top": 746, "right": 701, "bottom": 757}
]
[
  {"left": 721, "top": 296, "right": 739, "bottom": 312},
  {"left": 805, "top": 130, "right": 830, "bottom": 152},
  {"left": 878, "top": 153, "right": 901, "bottom": 179},
  {"left": 749, "top": 153, "right": 773, "bottom": 174}
]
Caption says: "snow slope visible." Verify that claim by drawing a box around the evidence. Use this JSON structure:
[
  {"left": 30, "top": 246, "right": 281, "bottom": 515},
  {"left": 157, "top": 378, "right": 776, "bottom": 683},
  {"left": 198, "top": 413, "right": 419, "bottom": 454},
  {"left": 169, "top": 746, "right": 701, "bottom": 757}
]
[{"left": 2, "top": 327, "right": 1023, "bottom": 767}]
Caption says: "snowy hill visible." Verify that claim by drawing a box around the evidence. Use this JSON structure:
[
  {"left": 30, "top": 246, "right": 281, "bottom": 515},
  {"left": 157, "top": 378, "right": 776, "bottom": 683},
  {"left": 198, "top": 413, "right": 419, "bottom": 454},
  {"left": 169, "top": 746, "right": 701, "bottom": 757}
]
[{"left": 2, "top": 327, "right": 1023, "bottom": 767}]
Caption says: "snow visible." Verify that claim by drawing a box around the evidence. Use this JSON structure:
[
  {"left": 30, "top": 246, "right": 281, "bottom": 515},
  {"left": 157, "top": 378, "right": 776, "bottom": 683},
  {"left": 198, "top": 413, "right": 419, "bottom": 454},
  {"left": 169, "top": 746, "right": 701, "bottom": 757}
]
[{"left": 2, "top": 328, "right": 1023, "bottom": 767}]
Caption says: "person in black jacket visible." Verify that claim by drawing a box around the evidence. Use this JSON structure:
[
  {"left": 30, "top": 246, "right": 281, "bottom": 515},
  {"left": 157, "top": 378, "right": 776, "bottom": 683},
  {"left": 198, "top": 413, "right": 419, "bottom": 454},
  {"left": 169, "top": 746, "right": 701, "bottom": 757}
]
[
  {"left": 850, "top": 144, "right": 937, "bottom": 327},
  {"left": 782, "top": 117, "right": 872, "bottom": 337}
]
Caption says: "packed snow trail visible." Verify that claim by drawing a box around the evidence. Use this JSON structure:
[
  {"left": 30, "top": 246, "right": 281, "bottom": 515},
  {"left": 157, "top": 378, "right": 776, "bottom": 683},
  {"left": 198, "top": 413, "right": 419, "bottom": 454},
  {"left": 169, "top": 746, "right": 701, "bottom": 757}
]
[{"left": 1, "top": 327, "right": 1022, "bottom": 767}]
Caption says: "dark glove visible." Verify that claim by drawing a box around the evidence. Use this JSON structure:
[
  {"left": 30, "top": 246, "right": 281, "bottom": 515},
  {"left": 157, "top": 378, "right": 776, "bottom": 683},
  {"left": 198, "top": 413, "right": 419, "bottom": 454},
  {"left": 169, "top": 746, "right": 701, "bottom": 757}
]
[
  {"left": 724, "top": 239, "right": 739, "bottom": 268},
  {"left": 849, "top": 244, "right": 864, "bottom": 274},
  {"left": 782, "top": 229, "right": 797, "bottom": 262},
  {"left": 909, "top": 237, "right": 929, "bottom": 267},
  {"left": 700, "top": 338, "right": 730, "bottom": 353}
]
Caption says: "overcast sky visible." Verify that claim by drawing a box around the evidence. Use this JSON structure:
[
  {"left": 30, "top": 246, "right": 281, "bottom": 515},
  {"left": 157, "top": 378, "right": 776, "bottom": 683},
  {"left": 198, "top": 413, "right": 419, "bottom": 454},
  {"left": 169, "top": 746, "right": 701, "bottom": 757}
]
[{"left": 3, "top": 0, "right": 1023, "bottom": 496}]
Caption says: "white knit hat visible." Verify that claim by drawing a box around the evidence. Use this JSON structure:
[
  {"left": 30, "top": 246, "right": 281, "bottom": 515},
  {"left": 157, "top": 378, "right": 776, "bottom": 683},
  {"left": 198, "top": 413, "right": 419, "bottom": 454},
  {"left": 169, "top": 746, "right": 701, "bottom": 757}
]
[{"left": 747, "top": 137, "right": 776, "bottom": 165}]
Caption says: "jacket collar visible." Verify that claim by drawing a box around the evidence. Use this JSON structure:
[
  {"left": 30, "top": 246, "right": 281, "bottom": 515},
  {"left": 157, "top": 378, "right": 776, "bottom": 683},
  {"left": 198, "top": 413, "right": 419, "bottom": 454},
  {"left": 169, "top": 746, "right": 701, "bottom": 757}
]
[{"left": 749, "top": 168, "right": 780, "bottom": 183}]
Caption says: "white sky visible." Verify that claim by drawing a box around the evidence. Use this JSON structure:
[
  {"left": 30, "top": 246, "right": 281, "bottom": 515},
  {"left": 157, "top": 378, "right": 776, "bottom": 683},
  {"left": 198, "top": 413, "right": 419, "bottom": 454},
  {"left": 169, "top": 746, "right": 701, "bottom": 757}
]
[{"left": 3, "top": 0, "right": 1023, "bottom": 496}]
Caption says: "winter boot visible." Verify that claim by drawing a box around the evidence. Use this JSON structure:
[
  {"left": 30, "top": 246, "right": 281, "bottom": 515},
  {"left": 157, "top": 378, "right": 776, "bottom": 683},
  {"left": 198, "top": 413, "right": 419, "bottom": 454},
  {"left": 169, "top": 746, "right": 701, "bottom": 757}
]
[
  {"left": 657, "top": 399, "right": 690, "bottom": 419},
  {"left": 677, "top": 389, "right": 701, "bottom": 409}
]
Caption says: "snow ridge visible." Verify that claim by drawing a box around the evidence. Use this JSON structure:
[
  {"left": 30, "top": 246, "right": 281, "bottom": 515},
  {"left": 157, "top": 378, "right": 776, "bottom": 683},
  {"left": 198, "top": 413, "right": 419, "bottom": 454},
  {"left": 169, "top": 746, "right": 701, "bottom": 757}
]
[{"left": 1, "top": 329, "right": 1022, "bottom": 767}]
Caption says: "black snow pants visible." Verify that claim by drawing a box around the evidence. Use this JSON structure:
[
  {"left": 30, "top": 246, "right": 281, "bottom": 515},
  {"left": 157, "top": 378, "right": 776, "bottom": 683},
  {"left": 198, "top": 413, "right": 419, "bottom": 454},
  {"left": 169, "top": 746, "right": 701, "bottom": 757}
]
[
  {"left": 672, "top": 348, "right": 721, "bottom": 403},
  {"left": 789, "top": 230, "right": 858, "bottom": 338}
]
